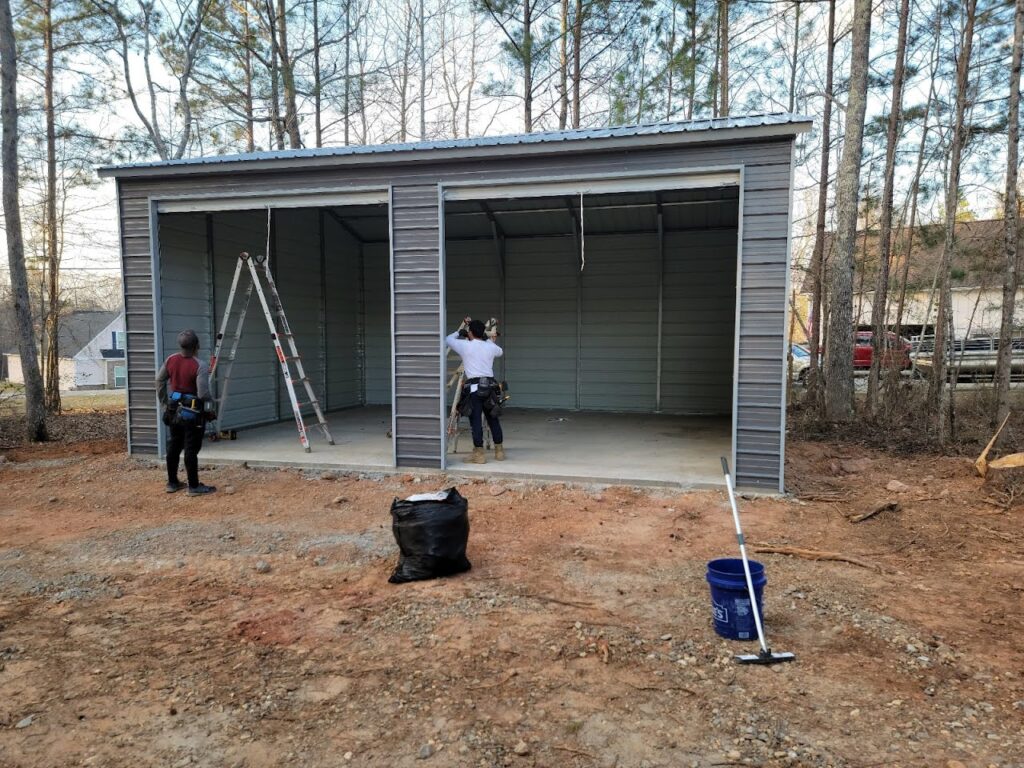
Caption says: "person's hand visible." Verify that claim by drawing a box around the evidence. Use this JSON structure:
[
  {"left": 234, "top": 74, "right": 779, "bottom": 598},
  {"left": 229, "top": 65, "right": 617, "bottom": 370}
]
[{"left": 463, "top": 316, "right": 472, "bottom": 325}]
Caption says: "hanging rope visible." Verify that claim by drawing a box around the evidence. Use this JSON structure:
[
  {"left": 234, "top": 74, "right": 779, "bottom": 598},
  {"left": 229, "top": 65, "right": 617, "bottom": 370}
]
[{"left": 579, "top": 192, "right": 586, "bottom": 272}]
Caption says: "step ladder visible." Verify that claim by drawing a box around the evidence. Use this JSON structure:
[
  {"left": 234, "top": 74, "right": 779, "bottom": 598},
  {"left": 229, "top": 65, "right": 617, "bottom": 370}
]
[{"left": 209, "top": 251, "right": 334, "bottom": 452}]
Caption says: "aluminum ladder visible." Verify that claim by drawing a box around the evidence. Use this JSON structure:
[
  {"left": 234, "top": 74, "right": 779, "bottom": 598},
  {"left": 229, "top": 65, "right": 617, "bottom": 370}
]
[{"left": 209, "top": 251, "right": 334, "bottom": 452}]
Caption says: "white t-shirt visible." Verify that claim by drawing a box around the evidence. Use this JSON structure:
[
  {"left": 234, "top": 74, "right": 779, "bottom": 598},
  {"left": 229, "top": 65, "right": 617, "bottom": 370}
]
[{"left": 446, "top": 332, "right": 504, "bottom": 379}]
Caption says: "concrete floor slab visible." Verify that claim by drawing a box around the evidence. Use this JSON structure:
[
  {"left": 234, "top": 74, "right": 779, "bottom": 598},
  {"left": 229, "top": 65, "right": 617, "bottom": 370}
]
[
  {"left": 202, "top": 406, "right": 730, "bottom": 488},
  {"left": 203, "top": 406, "right": 393, "bottom": 470},
  {"left": 450, "top": 410, "right": 729, "bottom": 487}
]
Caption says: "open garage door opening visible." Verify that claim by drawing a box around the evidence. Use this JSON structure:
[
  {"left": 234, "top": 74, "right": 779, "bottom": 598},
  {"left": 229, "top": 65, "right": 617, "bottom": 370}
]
[
  {"left": 156, "top": 203, "right": 394, "bottom": 470},
  {"left": 443, "top": 186, "right": 739, "bottom": 486}
]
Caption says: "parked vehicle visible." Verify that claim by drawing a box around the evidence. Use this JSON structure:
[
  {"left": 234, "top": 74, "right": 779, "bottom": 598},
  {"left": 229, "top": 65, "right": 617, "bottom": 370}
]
[
  {"left": 790, "top": 343, "right": 811, "bottom": 384},
  {"left": 911, "top": 334, "right": 1024, "bottom": 381},
  {"left": 853, "top": 331, "right": 911, "bottom": 370}
]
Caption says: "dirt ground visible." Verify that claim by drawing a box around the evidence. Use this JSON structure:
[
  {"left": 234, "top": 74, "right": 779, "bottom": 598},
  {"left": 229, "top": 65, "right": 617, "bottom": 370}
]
[{"left": 0, "top": 436, "right": 1022, "bottom": 768}]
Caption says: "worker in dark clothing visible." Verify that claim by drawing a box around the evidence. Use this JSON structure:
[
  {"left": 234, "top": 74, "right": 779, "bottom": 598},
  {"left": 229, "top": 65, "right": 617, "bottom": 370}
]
[
  {"left": 156, "top": 329, "right": 216, "bottom": 496},
  {"left": 446, "top": 317, "right": 505, "bottom": 464}
]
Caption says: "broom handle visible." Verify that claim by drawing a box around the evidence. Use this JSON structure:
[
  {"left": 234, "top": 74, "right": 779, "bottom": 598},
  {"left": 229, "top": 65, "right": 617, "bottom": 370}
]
[{"left": 721, "top": 457, "right": 770, "bottom": 654}]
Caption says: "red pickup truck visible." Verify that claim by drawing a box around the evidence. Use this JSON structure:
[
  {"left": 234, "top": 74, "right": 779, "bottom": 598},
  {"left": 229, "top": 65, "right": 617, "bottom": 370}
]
[{"left": 853, "top": 331, "right": 912, "bottom": 370}]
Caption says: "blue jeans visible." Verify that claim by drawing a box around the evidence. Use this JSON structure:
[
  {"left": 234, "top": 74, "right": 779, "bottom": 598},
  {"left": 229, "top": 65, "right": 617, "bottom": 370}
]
[{"left": 469, "top": 391, "right": 503, "bottom": 448}]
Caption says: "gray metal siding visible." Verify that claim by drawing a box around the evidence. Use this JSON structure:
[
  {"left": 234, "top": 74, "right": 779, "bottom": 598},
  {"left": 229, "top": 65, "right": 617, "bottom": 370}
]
[
  {"left": 362, "top": 243, "right": 392, "bottom": 405},
  {"left": 323, "top": 215, "right": 362, "bottom": 409},
  {"left": 391, "top": 185, "right": 442, "bottom": 467},
  {"left": 443, "top": 239, "right": 502, "bottom": 393},
  {"left": 158, "top": 213, "right": 212, "bottom": 360},
  {"left": 579, "top": 234, "right": 660, "bottom": 411},
  {"left": 272, "top": 208, "right": 326, "bottom": 416},
  {"left": 661, "top": 230, "right": 737, "bottom": 414},
  {"left": 210, "top": 210, "right": 279, "bottom": 429},
  {"left": 117, "top": 137, "right": 795, "bottom": 489},
  {"left": 504, "top": 237, "right": 578, "bottom": 409}
]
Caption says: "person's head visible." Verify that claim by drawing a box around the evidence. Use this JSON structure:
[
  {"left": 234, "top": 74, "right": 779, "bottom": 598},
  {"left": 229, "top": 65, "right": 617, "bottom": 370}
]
[
  {"left": 468, "top": 319, "right": 486, "bottom": 340},
  {"left": 177, "top": 329, "right": 200, "bottom": 356}
]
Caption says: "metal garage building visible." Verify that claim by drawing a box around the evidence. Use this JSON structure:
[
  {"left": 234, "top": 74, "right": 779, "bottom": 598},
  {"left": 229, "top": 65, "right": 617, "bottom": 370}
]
[{"left": 99, "top": 114, "right": 809, "bottom": 492}]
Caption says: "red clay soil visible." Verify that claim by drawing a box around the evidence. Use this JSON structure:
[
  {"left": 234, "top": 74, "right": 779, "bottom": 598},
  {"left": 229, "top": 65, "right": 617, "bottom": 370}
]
[{"left": 0, "top": 438, "right": 1021, "bottom": 768}]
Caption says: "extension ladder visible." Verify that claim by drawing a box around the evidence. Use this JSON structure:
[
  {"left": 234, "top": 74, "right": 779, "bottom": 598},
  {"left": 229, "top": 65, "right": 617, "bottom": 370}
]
[{"left": 209, "top": 251, "right": 334, "bottom": 452}]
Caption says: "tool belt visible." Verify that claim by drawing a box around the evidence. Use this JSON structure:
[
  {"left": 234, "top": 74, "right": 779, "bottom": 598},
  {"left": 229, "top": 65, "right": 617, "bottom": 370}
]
[
  {"left": 164, "top": 391, "right": 204, "bottom": 427},
  {"left": 462, "top": 377, "right": 503, "bottom": 417}
]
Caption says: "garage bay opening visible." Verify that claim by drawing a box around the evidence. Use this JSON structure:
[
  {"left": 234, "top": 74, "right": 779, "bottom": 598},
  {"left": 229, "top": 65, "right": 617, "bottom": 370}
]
[
  {"left": 443, "top": 186, "right": 739, "bottom": 486},
  {"left": 156, "top": 203, "right": 393, "bottom": 469}
]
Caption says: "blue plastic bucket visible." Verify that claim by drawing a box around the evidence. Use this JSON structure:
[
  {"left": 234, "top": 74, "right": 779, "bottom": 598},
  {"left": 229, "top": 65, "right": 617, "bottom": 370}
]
[{"left": 706, "top": 558, "right": 767, "bottom": 641}]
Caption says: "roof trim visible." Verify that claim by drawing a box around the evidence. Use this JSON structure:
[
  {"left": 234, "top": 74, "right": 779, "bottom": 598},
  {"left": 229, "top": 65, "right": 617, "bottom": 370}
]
[{"left": 98, "top": 114, "right": 812, "bottom": 180}]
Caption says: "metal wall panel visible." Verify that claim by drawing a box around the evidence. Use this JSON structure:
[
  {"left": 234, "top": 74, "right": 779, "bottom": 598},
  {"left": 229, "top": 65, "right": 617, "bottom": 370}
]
[
  {"left": 158, "top": 213, "right": 212, "bottom": 361},
  {"left": 272, "top": 208, "right": 326, "bottom": 416},
  {"left": 661, "top": 229, "right": 737, "bottom": 414},
  {"left": 210, "top": 210, "right": 279, "bottom": 429},
  {"left": 579, "top": 234, "right": 660, "bottom": 411},
  {"left": 116, "top": 137, "right": 795, "bottom": 489},
  {"left": 504, "top": 237, "right": 578, "bottom": 409},
  {"left": 443, "top": 239, "right": 503, "bottom": 395},
  {"left": 323, "top": 215, "right": 362, "bottom": 409},
  {"left": 362, "top": 243, "right": 392, "bottom": 405},
  {"left": 391, "top": 185, "right": 443, "bottom": 467}
]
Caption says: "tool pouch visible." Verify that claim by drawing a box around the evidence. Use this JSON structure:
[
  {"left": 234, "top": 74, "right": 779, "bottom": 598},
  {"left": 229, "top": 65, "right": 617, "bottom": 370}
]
[
  {"left": 169, "top": 391, "right": 203, "bottom": 426},
  {"left": 458, "top": 386, "right": 474, "bottom": 417}
]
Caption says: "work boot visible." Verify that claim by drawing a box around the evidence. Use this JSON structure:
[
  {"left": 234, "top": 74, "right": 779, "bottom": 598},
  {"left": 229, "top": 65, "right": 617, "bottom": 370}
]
[
  {"left": 494, "top": 444, "right": 506, "bottom": 461},
  {"left": 187, "top": 483, "right": 217, "bottom": 496},
  {"left": 166, "top": 480, "right": 185, "bottom": 493},
  {"left": 464, "top": 447, "right": 486, "bottom": 464}
]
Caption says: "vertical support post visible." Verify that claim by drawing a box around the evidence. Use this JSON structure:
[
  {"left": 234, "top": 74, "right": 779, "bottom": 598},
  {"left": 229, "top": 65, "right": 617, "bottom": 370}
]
[
  {"left": 319, "top": 209, "right": 328, "bottom": 408},
  {"left": 357, "top": 242, "right": 366, "bottom": 405},
  {"left": 269, "top": 208, "right": 281, "bottom": 421},
  {"left": 656, "top": 196, "right": 665, "bottom": 412},
  {"left": 565, "top": 197, "right": 583, "bottom": 411}
]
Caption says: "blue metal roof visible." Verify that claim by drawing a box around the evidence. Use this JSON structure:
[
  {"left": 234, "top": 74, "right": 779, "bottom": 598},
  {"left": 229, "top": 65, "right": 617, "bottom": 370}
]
[{"left": 98, "top": 113, "right": 812, "bottom": 176}]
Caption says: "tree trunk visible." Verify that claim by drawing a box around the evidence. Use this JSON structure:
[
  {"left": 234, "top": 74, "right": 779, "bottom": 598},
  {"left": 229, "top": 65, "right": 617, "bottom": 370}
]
[
  {"left": 523, "top": 0, "right": 533, "bottom": 132},
  {"left": 666, "top": 0, "right": 676, "bottom": 119},
  {"left": 932, "top": 0, "right": 977, "bottom": 442},
  {"left": 890, "top": 3, "right": 942, "bottom": 401},
  {"left": 572, "top": 0, "right": 582, "bottom": 128},
  {"left": 718, "top": 0, "right": 729, "bottom": 117},
  {"left": 0, "top": 0, "right": 47, "bottom": 441},
  {"left": 559, "top": 0, "right": 568, "bottom": 129},
  {"left": 867, "top": 0, "right": 910, "bottom": 414},
  {"left": 419, "top": 0, "right": 426, "bottom": 139},
  {"left": 996, "top": 0, "right": 1024, "bottom": 425},
  {"left": 313, "top": 0, "right": 322, "bottom": 147},
  {"left": 43, "top": 0, "right": 61, "bottom": 413},
  {"left": 787, "top": 1, "right": 800, "bottom": 114},
  {"left": 267, "top": 5, "right": 284, "bottom": 150},
  {"left": 344, "top": 0, "right": 351, "bottom": 145},
  {"left": 823, "top": 0, "right": 871, "bottom": 423},
  {"left": 275, "top": 0, "right": 301, "bottom": 148},
  {"left": 686, "top": 0, "right": 696, "bottom": 119},
  {"left": 243, "top": 1, "right": 255, "bottom": 152},
  {"left": 806, "top": 0, "right": 835, "bottom": 400}
]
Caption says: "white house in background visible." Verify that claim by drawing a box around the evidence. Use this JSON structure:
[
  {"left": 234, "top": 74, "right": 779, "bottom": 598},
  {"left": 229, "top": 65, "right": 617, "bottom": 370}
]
[
  {"left": 72, "top": 312, "right": 126, "bottom": 389},
  {"left": 2, "top": 310, "right": 126, "bottom": 390}
]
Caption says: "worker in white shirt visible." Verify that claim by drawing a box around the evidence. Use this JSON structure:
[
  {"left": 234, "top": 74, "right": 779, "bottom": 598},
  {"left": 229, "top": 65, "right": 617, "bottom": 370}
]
[{"left": 446, "top": 317, "right": 505, "bottom": 464}]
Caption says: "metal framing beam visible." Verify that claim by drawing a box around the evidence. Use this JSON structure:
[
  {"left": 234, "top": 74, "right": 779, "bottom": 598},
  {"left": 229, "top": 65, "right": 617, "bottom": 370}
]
[
  {"left": 326, "top": 209, "right": 367, "bottom": 244},
  {"left": 566, "top": 197, "right": 583, "bottom": 410}
]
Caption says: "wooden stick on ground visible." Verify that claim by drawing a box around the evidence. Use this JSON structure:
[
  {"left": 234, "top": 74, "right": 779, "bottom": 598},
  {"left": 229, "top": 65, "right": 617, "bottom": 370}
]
[
  {"left": 847, "top": 501, "right": 900, "bottom": 524},
  {"left": 751, "top": 544, "right": 886, "bottom": 572}
]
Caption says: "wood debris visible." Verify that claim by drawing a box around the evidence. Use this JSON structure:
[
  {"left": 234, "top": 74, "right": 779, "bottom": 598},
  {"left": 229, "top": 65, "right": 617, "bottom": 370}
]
[
  {"left": 847, "top": 501, "right": 900, "bottom": 524},
  {"left": 752, "top": 544, "right": 886, "bottom": 573}
]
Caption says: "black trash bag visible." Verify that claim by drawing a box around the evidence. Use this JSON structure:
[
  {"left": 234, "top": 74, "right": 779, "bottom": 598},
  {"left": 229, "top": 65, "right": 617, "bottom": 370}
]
[{"left": 388, "top": 488, "right": 471, "bottom": 584}]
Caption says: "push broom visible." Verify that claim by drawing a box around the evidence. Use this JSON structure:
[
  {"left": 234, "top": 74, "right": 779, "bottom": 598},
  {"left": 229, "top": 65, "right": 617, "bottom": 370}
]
[{"left": 720, "top": 457, "right": 796, "bottom": 665}]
